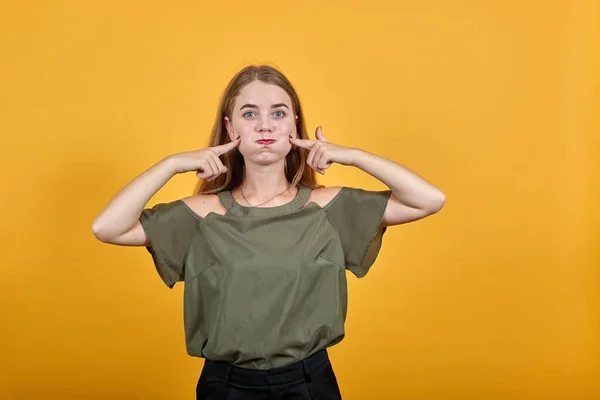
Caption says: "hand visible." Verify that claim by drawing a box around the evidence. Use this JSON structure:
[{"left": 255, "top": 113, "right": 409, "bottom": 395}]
[
  {"left": 168, "top": 137, "right": 241, "bottom": 181},
  {"left": 289, "top": 127, "right": 356, "bottom": 175}
]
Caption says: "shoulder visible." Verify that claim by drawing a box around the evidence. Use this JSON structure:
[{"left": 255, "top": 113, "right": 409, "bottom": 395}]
[
  {"left": 179, "top": 193, "right": 227, "bottom": 218},
  {"left": 308, "top": 185, "right": 392, "bottom": 209},
  {"left": 307, "top": 186, "right": 344, "bottom": 208}
]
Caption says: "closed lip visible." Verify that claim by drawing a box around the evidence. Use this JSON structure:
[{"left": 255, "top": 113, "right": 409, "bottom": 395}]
[{"left": 256, "top": 139, "right": 276, "bottom": 143}]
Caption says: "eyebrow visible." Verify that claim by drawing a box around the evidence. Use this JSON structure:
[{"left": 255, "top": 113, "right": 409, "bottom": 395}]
[{"left": 239, "top": 103, "right": 289, "bottom": 110}]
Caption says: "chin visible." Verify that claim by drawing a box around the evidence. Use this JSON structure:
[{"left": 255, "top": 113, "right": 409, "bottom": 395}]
[
  {"left": 241, "top": 144, "right": 292, "bottom": 164},
  {"left": 255, "top": 156, "right": 286, "bottom": 165},
  {"left": 243, "top": 152, "right": 287, "bottom": 166}
]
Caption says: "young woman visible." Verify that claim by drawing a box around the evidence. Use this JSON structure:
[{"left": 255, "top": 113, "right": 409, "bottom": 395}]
[{"left": 92, "top": 65, "right": 445, "bottom": 399}]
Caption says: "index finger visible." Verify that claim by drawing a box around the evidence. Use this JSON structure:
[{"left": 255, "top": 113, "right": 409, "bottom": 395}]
[
  {"left": 289, "top": 137, "right": 316, "bottom": 149},
  {"left": 214, "top": 137, "right": 241, "bottom": 155}
]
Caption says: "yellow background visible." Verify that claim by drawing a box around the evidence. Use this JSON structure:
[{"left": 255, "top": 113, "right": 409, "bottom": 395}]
[{"left": 1, "top": 1, "right": 598, "bottom": 399}]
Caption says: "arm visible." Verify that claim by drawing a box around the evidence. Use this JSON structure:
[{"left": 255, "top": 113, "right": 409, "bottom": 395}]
[
  {"left": 92, "top": 137, "right": 241, "bottom": 246},
  {"left": 91, "top": 157, "right": 177, "bottom": 246},
  {"left": 351, "top": 149, "right": 446, "bottom": 226},
  {"left": 290, "top": 127, "right": 445, "bottom": 227}
]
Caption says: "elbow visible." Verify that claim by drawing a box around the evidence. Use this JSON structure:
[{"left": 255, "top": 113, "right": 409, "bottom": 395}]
[
  {"left": 91, "top": 223, "right": 107, "bottom": 243},
  {"left": 91, "top": 219, "right": 112, "bottom": 243},
  {"left": 426, "top": 192, "right": 446, "bottom": 214}
]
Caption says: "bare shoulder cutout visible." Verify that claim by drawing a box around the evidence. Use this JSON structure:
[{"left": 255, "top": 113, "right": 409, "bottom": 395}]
[
  {"left": 180, "top": 193, "right": 227, "bottom": 218},
  {"left": 305, "top": 186, "right": 343, "bottom": 208}
]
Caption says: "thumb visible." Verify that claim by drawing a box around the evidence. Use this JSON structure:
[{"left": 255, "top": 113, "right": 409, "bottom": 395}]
[{"left": 315, "top": 126, "right": 328, "bottom": 142}]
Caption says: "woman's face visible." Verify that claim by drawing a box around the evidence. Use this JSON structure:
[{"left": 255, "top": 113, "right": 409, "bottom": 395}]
[{"left": 225, "top": 80, "right": 297, "bottom": 165}]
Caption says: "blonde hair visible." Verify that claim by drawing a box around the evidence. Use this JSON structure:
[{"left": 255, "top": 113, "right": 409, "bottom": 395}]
[{"left": 193, "top": 64, "right": 323, "bottom": 195}]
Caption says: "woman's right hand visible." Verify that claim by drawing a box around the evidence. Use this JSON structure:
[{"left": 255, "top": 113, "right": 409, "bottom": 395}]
[{"left": 169, "top": 137, "right": 241, "bottom": 181}]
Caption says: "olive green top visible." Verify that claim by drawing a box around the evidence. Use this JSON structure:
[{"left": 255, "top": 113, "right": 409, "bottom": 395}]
[{"left": 139, "top": 185, "right": 391, "bottom": 369}]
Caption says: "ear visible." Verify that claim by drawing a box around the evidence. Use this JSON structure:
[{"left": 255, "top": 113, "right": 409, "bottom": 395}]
[{"left": 224, "top": 116, "right": 235, "bottom": 141}]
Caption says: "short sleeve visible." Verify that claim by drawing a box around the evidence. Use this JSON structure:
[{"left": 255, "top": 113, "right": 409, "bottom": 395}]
[
  {"left": 139, "top": 200, "right": 200, "bottom": 288},
  {"left": 324, "top": 187, "right": 392, "bottom": 278}
]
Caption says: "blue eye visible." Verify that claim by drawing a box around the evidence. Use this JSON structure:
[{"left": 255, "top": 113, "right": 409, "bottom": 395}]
[
  {"left": 243, "top": 111, "right": 256, "bottom": 118},
  {"left": 274, "top": 110, "right": 286, "bottom": 118}
]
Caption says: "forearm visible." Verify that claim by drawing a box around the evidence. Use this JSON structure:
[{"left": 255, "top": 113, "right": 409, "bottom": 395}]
[
  {"left": 92, "top": 157, "right": 177, "bottom": 239},
  {"left": 352, "top": 149, "right": 445, "bottom": 211}
]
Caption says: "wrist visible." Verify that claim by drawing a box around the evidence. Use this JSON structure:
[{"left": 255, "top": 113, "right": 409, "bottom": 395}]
[
  {"left": 159, "top": 155, "right": 179, "bottom": 176},
  {"left": 350, "top": 148, "right": 368, "bottom": 168}
]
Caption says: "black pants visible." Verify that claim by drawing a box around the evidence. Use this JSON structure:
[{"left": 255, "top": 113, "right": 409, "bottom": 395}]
[{"left": 196, "top": 349, "right": 342, "bottom": 399}]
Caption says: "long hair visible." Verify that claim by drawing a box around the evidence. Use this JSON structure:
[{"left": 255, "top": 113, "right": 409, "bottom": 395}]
[{"left": 193, "top": 65, "right": 323, "bottom": 195}]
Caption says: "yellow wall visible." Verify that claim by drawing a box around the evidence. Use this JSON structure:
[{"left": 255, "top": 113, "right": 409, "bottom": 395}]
[{"left": 1, "top": 1, "right": 598, "bottom": 399}]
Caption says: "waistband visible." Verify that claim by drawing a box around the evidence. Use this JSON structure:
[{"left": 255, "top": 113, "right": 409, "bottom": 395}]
[{"left": 203, "top": 349, "right": 330, "bottom": 387}]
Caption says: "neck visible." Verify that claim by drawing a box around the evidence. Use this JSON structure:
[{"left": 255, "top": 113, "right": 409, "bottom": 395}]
[{"left": 241, "top": 161, "right": 292, "bottom": 199}]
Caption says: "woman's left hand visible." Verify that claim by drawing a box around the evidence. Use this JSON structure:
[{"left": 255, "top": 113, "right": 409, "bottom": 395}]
[{"left": 289, "top": 127, "right": 357, "bottom": 175}]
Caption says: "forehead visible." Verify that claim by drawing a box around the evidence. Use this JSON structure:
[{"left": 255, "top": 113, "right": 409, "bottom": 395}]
[{"left": 235, "top": 81, "right": 292, "bottom": 107}]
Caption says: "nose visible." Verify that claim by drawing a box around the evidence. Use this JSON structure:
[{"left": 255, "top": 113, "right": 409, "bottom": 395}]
[{"left": 256, "top": 115, "right": 273, "bottom": 132}]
